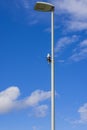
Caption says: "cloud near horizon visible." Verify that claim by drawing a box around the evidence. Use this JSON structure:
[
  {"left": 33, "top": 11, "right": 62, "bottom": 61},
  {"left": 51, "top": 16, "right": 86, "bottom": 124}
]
[
  {"left": 71, "top": 103, "right": 87, "bottom": 124},
  {"left": 78, "top": 103, "right": 87, "bottom": 123},
  {"left": 0, "top": 86, "right": 51, "bottom": 116}
]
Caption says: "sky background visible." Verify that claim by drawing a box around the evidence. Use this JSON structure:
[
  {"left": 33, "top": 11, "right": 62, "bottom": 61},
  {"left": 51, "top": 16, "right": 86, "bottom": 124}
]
[{"left": 0, "top": 0, "right": 87, "bottom": 130}]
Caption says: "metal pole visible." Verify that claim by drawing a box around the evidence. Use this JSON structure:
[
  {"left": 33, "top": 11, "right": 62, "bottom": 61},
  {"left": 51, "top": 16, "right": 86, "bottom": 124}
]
[{"left": 51, "top": 11, "right": 55, "bottom": 130}]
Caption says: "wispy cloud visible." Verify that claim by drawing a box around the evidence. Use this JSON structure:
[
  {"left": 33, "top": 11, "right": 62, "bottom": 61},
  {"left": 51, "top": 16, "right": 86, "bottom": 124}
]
[
  {"left": 32, "top": 125, "right": 41, "bottom": 130},
  {"left": 55, "top": 35, "right": 78, "bottom": 53},
  {"left": 32, "top": 126, "right": 38, "bottom": 130},
  {"left": 22, "top": 0, "right": 30, "bottom": 9},
  {"left": 69, "top": 40, "right": 87, "bottom": 62},
  {"left": 55, "top": 36, "right": 87, "bottom": 62},
  {"left": 0, "top": 86, "right": 51, "bottom": 116},
  {"left": 80, "top": 40, "right": 87, "bottom": 47},
  {"left": 67, "top": 21, "right": 87, "bottom": 31},
  {"left": 33, "top": 105, "right": 48, "bottom": 117}
]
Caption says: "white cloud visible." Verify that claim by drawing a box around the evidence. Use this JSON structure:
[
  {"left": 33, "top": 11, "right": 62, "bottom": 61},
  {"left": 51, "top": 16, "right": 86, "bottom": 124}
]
[
  {"left": 71, "top": 103, "right": 87, "bottom": 124},
  {"left": 55, "top": 35, "right": 78, "bottom": 53},
  {"left": 50, "top": 0, "right": 87, "bottom": 62},
  {"left": 0, "top": 87, "right": 51, "bottom": 115},
  {"left": 52, "top": 0, "right": 87, "bottom": 31},
  {"left": 0, "top": 86, "right": 20, "bottom": 113},
  {"left": 25, "top": 90, "right": 51, "bottom": 107},
  {"left": 54, "top": 0, "right": 87, "bottom": 20},
  {"left": 78, "top": 103, "right": 87, "bottom": 123}
]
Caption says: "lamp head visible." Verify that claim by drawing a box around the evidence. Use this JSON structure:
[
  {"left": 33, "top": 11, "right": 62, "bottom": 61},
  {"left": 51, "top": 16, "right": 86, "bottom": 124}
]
[{"left": 34, "top": 1, "right": 54, "bottom": 12}]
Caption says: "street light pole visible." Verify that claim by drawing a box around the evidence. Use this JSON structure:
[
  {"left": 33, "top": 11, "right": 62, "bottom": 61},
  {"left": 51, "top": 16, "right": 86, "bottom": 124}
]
[
  {"left": 51, "top": 10, "right": 55, "bottom": 130},
  {"left": 34, "top": 2, "right": 55, "bottom": 130}
]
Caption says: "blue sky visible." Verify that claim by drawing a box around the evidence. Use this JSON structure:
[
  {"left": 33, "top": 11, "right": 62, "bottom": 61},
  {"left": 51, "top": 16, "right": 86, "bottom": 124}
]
[{"left": 0, "top": 0, "right": 87, "bottom": 130}]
